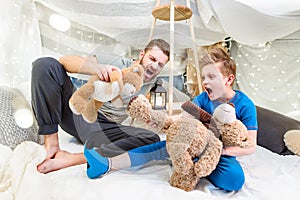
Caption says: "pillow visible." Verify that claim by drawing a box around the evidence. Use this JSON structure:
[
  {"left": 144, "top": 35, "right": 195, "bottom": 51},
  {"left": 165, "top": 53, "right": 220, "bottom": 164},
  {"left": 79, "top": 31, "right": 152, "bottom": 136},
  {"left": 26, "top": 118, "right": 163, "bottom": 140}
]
[
  {"left": 284, "top": 130, "right": 300, "bottom": 156},
  {"left": 256, "top": 106, "right": 300, "bottom": 155},
  {"left": 0, "top": 86, "right": 40, "bottom": 149}
]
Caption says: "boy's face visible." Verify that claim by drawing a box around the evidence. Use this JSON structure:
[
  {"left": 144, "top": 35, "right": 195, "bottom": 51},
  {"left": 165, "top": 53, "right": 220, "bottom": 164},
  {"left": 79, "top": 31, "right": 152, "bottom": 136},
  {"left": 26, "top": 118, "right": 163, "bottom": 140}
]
[
  {"left": 201, "top": 62, "right": 228, "bottom": 100},
  {"left": 139, "top": 46, "right": 169, "bottom": 82}
]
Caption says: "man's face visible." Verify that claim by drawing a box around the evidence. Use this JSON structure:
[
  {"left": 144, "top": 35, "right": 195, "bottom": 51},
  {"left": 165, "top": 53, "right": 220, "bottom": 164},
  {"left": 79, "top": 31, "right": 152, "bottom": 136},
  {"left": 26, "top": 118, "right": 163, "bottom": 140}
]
[
  {"left": 139, "top": 46, "right": 169, "bottom": 82},
  {"left": 201, "top": 62, "right": 227, "bottom": 101}
]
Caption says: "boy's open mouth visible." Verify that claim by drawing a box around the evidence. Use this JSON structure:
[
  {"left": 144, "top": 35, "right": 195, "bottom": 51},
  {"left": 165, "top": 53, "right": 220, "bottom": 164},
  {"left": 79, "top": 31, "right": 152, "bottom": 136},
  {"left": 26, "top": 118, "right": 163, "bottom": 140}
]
[{"left": 205, "top": 87, "right": 212, "bottom": 95}]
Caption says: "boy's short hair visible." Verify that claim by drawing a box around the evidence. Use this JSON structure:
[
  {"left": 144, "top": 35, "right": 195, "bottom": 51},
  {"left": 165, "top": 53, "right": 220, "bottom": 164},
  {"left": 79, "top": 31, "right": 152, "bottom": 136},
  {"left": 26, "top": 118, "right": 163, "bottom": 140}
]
[
  {"left": 200, "top": 47, "right": 236, "bottom": 78},
  {"left": 144, "top": 39, "right": 170, "bottom": 61}
]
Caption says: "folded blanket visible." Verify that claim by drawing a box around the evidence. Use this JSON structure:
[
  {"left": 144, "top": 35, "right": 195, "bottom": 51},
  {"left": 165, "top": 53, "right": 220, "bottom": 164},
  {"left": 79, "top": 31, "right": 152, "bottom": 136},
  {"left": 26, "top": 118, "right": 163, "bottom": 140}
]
[{"left": 0, "top": 142, "right": 54, "bottom": 200}]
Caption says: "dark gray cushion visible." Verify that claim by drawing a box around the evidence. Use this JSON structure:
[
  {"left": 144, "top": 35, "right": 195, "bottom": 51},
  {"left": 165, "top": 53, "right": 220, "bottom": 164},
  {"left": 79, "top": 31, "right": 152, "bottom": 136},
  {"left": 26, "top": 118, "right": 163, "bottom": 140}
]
[{"left": 256, "top": 106, "right": 300, "bottom": 155}]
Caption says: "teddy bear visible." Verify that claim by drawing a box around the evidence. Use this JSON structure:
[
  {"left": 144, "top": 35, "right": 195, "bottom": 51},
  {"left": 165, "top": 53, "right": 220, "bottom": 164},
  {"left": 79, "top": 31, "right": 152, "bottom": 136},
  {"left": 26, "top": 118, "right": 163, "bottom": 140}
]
[
  {"left": 69, "top": 63, "right": 144, "bottom": 123},
  {"left": 181, "top": 101, "right": 255, "bottom": 148},
  {"left": 212, "top": 103, "right": 255, "bottom": 148},
  {"left": 126, "top": 95, "right": 223, "bottom": 191},
  {"left": 284, "top": 130, "right": 300, "bottom": 156}
]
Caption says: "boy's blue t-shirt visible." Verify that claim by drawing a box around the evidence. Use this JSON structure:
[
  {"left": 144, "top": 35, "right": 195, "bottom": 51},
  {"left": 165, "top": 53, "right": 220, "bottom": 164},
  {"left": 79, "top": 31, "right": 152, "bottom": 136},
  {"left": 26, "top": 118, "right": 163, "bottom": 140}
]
[{"left": 192, "top": 90, "right": 258, "bottom": 131}]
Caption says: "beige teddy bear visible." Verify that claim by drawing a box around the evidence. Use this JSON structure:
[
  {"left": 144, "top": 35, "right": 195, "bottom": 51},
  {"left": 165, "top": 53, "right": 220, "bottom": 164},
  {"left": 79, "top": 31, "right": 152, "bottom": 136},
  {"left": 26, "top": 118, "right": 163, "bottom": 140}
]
[
  {"left": 127, "top": 95, "right": 223, "bottom": 191},
  {"left": 212, "top": 103, "right": 255, "bottom": 148},
  {"left": 284, "top": 130, "right": 300, "bottom": 156},
  {"left": 69, "top": 64, "right": 144, "bottom": 123},
  {"left": 182, "top": 101, "right": 254, "bottom": 148}
]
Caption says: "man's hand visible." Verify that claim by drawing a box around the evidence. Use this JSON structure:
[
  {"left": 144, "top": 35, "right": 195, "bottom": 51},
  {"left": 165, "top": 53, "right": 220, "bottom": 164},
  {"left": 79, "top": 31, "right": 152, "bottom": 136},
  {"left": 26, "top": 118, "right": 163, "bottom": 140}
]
[
  {"left": 95, "top": 64, "right": 121, "bottom": 82},
  {"left": 59, "top": 55, "right": 121, "bottom": 81}
]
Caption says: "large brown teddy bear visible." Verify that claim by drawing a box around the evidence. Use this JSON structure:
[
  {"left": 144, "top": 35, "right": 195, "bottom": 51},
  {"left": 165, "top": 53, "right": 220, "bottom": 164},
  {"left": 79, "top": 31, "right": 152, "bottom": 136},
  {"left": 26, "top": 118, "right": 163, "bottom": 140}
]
[
  {"left": 126, "top": 95, "right": 223, "bottom": 191},
  {"left": 127, "top": 95, "right": 254, "bottom": 191},
  {"left": 166, "top": 117, "right": 223, "bottom": 191},
  {"left": 69, "top": 64, "right": 144, "bottom": 123}
]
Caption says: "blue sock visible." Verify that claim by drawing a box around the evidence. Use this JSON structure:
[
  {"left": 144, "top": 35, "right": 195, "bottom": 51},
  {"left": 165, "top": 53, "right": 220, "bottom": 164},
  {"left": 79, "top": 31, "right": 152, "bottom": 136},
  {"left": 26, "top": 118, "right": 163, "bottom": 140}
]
[
  {"left": 84, "top": 144, "right": 110, "bottom": 179},
  {"left": 127, "top": 141, "right": 169, "bottom": 167}
]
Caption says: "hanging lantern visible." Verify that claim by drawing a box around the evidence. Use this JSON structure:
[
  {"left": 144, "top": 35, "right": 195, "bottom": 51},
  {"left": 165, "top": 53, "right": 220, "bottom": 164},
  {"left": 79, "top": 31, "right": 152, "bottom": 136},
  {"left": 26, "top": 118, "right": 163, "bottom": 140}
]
[{"left": 150, "top": 78, "right": 167, "bottom": 110}]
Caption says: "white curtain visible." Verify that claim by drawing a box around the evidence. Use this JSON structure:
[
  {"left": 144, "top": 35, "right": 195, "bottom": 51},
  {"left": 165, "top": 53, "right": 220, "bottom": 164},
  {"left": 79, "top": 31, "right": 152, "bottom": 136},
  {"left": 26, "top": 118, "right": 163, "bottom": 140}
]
[
  {"left": 210, "top": 0, "right": 300, "bottom": 45},
  {"left": 33, "top": 0, "right": 227, "bottom": 52},
  {"left": 0, "top": 0, "right": 42, "bottom": 100},
  {"left": 231, "top": 36, "right": 300, "bottom": 119},
  {"left": 33, "top": 0, "right": 300, "bottom": 49},
  {"left": 1, "top": 0, "right": 300, "bottom": 119}
]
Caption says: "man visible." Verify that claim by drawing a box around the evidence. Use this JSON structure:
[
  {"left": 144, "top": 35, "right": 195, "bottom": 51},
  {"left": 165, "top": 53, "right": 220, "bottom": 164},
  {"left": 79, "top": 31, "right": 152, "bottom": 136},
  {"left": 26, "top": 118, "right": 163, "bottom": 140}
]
[{"left": 31, "top": 39, "right": 170, "bottom": 173}]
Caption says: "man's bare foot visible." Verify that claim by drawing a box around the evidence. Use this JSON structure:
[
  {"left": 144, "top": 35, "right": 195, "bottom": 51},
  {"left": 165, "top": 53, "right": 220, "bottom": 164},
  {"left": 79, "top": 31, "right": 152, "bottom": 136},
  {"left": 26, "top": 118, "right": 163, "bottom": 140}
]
[
  {"left": 37, "top": 150, "right": 86, "bottom": 173},
  {"left": 44, "top": 133, "right": 60, "bottom": 159}
]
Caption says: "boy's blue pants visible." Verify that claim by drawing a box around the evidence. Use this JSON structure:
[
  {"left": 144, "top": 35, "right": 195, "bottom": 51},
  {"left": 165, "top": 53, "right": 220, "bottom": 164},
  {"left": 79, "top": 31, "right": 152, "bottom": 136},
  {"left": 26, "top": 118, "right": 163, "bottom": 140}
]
[{"left": 128, "top": 141, "right": 245, "bottom": 191}]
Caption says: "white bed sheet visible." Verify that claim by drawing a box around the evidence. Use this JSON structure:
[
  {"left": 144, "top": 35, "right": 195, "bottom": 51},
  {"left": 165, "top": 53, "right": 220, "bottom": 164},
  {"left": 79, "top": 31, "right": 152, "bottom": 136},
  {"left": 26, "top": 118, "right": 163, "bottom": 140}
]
[{"left": 1, "top": 130, "right": 300, "bottom": 200}]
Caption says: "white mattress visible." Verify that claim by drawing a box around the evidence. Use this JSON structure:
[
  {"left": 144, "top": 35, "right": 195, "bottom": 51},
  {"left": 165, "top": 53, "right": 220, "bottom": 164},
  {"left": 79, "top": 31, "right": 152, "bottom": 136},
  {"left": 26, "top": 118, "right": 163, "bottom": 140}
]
[{"left": 1, "top": 130, "right": 300, "bottom": 200}]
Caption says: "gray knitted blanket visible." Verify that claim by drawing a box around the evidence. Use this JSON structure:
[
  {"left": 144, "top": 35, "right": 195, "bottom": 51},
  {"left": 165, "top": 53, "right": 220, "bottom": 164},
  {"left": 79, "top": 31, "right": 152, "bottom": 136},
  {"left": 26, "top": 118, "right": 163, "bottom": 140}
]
[{"left": 0, "top": 86, "right": 40, "bottom": 149}]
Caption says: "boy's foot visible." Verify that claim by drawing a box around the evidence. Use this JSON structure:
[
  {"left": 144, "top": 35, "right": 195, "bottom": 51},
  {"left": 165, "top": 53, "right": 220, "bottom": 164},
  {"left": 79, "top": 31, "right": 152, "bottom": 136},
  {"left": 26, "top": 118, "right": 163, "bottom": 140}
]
[{"left": 83, "top": 144, "right": 110, "bottom": 179}]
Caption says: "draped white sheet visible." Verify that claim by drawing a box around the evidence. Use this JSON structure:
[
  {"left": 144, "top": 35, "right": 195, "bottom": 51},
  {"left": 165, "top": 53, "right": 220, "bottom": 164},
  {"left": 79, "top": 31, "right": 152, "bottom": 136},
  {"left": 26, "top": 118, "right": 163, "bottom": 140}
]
[
  {"left": 1, "top": 2, "right": 300, "bottom": 199},
  {"left": 231, "top": 39, "right": 300, "bottom": 119},
  {"left": 0, "top": 0, "right": 299, "bottom": 113},
  {"left": 0, "top": 0, "right": 42, "bottom": 100},
  {"left": 33, "top": 0, "right": 300, "bottom": 48},
  {"left": 1, "top": 130, "right": 300, "bottom": 200}
]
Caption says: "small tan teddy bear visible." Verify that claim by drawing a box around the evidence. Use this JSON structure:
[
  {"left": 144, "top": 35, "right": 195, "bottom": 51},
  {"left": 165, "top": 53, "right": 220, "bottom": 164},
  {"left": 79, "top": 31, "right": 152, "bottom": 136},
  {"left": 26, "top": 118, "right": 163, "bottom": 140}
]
[
  {"left": 127, "top": 95, "right": 223, "bottom": 191},
  {"left": 69, "top": 64, "right": 144, "bottom": 123},
  {"left": 182, "top": 101, "right": 254, "bottom": 148},
  {"left": 212, "top": 103, "right": 255, "bottom": 148}
]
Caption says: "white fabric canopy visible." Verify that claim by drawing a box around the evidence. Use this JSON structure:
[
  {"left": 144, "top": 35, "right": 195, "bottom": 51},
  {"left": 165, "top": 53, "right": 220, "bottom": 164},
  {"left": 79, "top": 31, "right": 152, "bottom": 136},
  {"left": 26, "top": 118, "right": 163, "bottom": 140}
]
[
  {"left": 1, "top": 2, "right": 300, "bottom": 199},
  {"left": 33, "top": 0, "right": 300, "bottom": 48},
  {"left": 1, "top": 0, "right": 299, "bottom": 116},
  {"left": 210, "top": 0, "right": 300, "bottom": 45}
]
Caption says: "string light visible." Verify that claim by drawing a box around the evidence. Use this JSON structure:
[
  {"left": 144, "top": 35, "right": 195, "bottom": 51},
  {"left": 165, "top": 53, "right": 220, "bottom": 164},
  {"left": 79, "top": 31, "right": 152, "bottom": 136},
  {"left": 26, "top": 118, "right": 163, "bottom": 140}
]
[{"left": 233, "top": 40, "right": 300, "bottom": 118}]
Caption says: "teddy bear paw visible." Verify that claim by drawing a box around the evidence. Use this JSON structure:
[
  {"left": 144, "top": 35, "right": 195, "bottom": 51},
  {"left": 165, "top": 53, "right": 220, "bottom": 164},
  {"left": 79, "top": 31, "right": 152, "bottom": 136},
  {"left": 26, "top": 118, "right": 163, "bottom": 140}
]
[
  {"left": 82, "top": 107, "right": 98, "bottom": 123},
  {"left": 69, "top": 101, "right": 81, "bottom": 115}
]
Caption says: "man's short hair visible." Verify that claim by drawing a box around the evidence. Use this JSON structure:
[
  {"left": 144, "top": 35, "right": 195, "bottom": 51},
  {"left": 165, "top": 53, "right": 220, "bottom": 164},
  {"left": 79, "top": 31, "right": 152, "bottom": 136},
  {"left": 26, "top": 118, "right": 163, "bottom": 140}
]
[{"left": 145, "top": 39, "right": 170, "bottom": 61}]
